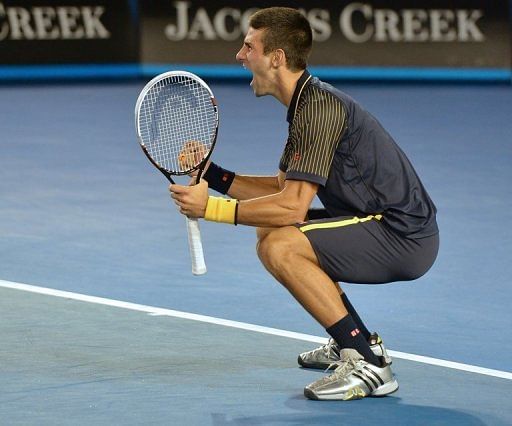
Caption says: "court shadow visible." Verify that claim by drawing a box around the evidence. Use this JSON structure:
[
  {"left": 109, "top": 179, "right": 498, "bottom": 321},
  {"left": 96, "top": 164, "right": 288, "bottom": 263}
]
[{"left": 211, "top": 395, "right": 489, "bottom": 426}]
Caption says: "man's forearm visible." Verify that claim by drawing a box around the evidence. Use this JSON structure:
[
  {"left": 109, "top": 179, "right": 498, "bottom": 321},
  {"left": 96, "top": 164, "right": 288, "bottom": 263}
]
[{"left": 227, "top": 175, "right": 280, "bottom": 200}]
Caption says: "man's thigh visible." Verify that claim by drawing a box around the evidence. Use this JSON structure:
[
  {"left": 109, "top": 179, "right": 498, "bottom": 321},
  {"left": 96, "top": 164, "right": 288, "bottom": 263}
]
[{"left": 296, "top": 215, "right": 438, "bottom": 284}]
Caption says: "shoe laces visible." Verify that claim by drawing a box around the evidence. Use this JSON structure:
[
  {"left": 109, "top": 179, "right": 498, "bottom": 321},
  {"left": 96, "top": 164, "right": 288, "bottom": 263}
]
[
  {"left": 326, "top": 356, "right": 359, "bottom": 377},
  {"left": 322, "top": 338, "right": 340, "bottom": 358}
]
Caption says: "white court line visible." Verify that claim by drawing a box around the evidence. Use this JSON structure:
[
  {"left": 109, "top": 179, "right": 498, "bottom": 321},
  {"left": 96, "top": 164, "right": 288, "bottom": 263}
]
[{"left": 1, "top": 279, "right": 511, "bottom": 381}]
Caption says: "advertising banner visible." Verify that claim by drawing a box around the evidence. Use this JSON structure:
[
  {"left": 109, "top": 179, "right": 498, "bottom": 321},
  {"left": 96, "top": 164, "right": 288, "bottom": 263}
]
[
  {"left": 0, "top": 1, "right": 510, "bottom": 81},
  {"left": 140, "top": 0, "right": 511, "bottom": 70},
  {"left": 0, "top": 0, "right": 138, "bottom": 64}
]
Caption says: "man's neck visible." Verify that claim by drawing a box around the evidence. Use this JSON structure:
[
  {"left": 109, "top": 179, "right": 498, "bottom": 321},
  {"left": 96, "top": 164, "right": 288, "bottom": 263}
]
[{"left": 274, "top": 69, "right": 305, "bottom": 107}]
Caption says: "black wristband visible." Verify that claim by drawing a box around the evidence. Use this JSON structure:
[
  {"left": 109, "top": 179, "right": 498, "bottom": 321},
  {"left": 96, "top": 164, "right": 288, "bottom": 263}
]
[{"left": 202, "top": 162, "right": 235, "bottom": 194}]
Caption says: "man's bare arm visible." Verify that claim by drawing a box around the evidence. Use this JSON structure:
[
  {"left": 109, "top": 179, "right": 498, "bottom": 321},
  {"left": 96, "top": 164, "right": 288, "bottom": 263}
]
[{"left": 226, "top": 174, "right": 280, "bottom": 200}]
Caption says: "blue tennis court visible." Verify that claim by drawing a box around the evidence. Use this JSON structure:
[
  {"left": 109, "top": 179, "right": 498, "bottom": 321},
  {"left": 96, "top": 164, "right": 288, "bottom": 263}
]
[{"left": 1, "top": 80, "right": 511, "bottom": 425}]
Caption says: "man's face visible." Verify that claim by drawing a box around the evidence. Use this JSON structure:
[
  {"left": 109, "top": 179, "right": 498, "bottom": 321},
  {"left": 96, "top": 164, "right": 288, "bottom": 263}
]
[{"left": 236, "top": 27, "right": 274, "bottom": 97}]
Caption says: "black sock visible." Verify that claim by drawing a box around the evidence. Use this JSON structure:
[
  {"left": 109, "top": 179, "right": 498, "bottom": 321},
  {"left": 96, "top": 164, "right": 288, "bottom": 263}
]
[
  {"left": 340, "top": 292, "right": 371, "bottom": 341},
  {"left": 326, "top": 315, "right": 381, "bottom": 366}
]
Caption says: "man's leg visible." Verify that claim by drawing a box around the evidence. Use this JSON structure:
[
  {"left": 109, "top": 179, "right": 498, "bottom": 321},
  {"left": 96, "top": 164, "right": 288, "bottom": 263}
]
[
  {"left": 257, "top": 226, "right": 346, "bottom": 325},
  {"left": 293, "top": 215, "right": 439, "bottom": 372},
  {"left": 259, "top": 216, "right": 438, "bottom": 400},
  {"left": 340, "top": 292, "right": 371, "bottom": 341},
  {"left": 256, "top": 226, "right": 379, "bottom": 366},
  {"left": 306, "top": 209, "right": 373, "bottom": 341}
]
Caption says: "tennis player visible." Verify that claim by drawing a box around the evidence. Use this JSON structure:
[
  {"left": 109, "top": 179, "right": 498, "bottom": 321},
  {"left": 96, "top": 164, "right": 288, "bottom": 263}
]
[{"left": 170, "top": 7, "right": 439, "bottom": 401}]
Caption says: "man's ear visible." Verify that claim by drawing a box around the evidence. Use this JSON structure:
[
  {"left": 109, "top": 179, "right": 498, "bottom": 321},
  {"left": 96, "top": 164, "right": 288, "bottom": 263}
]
[{"left": 272, "top": 49, "right": 286, "bottom": 68}]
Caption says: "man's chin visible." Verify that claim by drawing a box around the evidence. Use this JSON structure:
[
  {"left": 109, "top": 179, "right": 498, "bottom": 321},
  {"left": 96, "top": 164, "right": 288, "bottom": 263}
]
[{"left": 250, "top": 80, "right": 266, "bottom": 97}]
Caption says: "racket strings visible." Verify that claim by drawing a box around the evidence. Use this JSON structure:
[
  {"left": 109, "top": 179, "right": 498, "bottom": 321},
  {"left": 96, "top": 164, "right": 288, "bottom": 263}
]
[{"left": 138, "top": 75, "right": 216, "bottom": 173}]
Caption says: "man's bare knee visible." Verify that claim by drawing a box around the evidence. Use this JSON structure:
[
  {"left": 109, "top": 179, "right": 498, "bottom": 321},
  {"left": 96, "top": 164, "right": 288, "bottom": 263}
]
[
  {"left": 257, "top": 228, "right": 287, "bottom": 264},
  {"left": 257, "top": 227, "right": 318, "bottom": 270}
]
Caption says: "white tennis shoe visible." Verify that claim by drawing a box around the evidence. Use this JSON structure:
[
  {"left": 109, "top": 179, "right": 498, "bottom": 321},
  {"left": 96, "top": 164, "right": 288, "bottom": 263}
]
[{"left": 304, "top": 348, "right": 398, "bottom": 401}]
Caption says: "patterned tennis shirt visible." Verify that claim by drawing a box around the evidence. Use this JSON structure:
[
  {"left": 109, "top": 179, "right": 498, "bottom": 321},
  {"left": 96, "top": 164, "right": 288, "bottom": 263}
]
[{"left": 279, "top": 70, "right": 438, "bottom": 239}]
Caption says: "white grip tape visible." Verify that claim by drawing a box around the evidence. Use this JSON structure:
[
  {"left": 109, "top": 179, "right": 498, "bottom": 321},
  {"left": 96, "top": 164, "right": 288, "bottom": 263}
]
[{"left": 186, "top": 217, "right": 207, "bottom": 275}]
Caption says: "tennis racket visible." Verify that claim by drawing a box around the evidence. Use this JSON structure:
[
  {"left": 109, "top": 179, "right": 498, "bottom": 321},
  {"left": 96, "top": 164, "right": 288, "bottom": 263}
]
[{"left": 135, "top": 71, "right": 219, "bottom": 275}]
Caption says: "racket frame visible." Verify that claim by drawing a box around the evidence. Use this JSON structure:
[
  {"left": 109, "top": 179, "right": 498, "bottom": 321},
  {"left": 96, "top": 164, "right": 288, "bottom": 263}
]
[
  {"left": 135, "top": 70, "right": 219, "bottom": 181},
  {"left": 135, "top": 70, "right": 219, "bottom": 276}
]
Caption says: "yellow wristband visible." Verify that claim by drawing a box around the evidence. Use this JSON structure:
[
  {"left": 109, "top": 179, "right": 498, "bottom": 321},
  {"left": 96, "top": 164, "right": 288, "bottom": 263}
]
[{"left": 204, "top": 196, "right": 239, "bottom": 225}]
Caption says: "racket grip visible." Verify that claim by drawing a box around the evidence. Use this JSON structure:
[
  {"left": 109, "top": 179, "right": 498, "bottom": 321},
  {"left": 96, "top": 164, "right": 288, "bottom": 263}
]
[{"left": 186, "top": 217, "right": 207, "bottom": 275}]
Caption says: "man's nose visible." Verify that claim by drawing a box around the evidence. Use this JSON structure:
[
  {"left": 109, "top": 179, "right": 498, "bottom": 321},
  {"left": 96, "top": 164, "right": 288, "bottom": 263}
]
[{"left": 235, "top": 47, "right": 245, "bottom": 62}]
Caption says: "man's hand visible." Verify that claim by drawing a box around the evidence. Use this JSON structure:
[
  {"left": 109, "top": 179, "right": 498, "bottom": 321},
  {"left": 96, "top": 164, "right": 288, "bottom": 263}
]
[
  {"left": 178, "top": 140, "right": 210, "bottom": 176},
  {"left": 169, "top": 180, "right": 209, "bottom": 218}
]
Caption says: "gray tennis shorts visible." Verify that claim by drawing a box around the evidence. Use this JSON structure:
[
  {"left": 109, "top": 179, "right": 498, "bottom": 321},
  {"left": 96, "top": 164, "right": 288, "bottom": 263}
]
[{"left": 296, "top": 214, "right": 439, "bottom": 284}]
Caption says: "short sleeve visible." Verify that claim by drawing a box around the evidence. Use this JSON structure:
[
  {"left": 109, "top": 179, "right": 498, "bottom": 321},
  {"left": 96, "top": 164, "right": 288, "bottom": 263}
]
[{"left": 284, "top": 90, "right": 346, "bottom": 186}]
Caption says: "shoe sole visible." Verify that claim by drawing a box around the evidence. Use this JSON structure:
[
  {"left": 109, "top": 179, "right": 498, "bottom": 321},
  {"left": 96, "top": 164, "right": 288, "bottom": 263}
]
[
  {"left": 304, "top": 380, "right": 399, "bottom": 401},
  {"left": 371, "top": 380, "right": 399, "bottom": 397}
]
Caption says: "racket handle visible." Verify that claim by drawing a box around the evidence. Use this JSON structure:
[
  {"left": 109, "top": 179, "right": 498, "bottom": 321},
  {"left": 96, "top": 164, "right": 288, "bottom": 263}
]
[{"left": 186, "top": 217, "right": 207, "bottom": 275}]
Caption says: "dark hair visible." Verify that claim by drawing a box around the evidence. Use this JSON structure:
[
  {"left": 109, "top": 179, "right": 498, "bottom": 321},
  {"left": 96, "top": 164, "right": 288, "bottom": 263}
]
[{"left": 249, "top": 7, "right": 312, "bottom": 71}]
